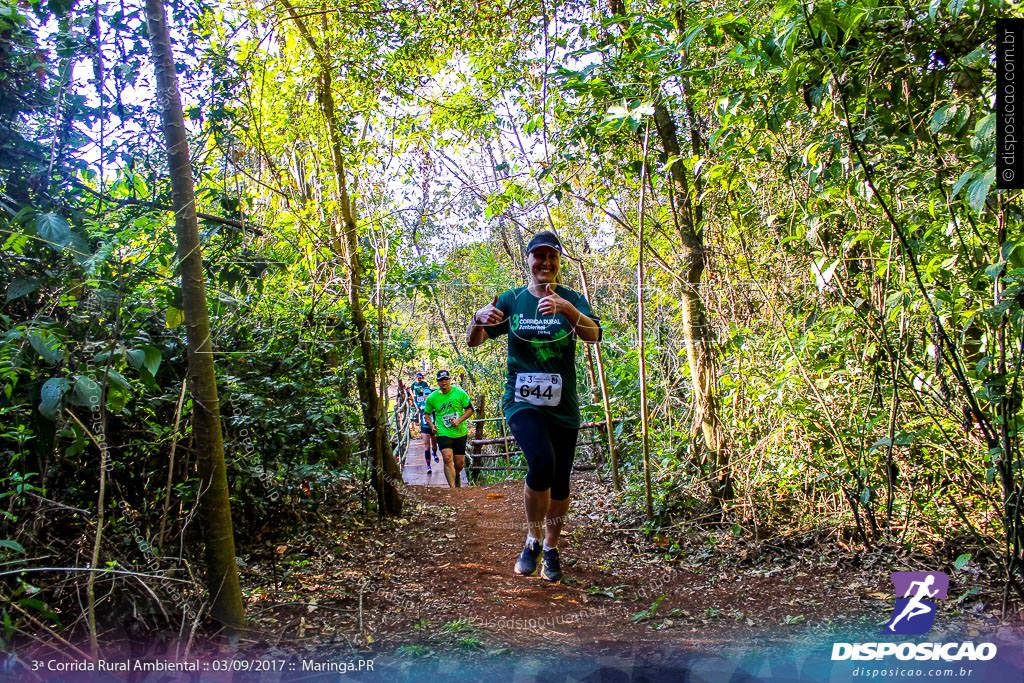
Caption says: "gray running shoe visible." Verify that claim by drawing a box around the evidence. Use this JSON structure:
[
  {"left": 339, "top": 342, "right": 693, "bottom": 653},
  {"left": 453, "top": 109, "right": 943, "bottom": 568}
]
[
  {"left": 540, "top": 547, "right": 562, "bottom": 582},
  {"left": 514, "top": 539, "right": 542, "bottom": 576}
]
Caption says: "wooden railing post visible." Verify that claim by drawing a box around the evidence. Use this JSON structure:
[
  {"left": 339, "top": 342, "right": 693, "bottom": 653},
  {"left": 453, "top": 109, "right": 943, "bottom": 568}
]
[{"left": 469, "top": 394, "right": 485, "bottom": 484}]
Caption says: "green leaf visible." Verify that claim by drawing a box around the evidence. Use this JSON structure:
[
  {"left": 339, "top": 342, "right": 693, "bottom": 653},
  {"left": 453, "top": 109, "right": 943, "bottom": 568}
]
[
  {"left": 967, "top": 167, "right": 995, "bottom": 214},
  {"left": 6, "top": 277, "right": 41, "bottom": 302},
  {"left": 66, "top": 232, "right": 92, "bottom": 263},
  {"left": 928, "top": 105, "right": 950, "bottom": 134},
  {"left": 954, "top": 586, "right": 981, "bottom": 604},
  {"left": 29, "top": 331, "right": 64, "bottom": 365},
  {"left": 127, "top": 346, "right": 161, "bottom": 377},
  {"left": 972, "top": 114, "right": 995, "bottom": 155},
  {"left": 106, "top": 386, "right": 128, "bottom": 413},
  {"left": 631, "top": 595, "right": 667, "bottom": 622},
  {"left": 860, "top": 487, "right": 873, "bottom": 505},
  {"left": 17, "top": 597, "right": 59, "bottom": 622},
  {"left": 953, "top": 553, "right": 971, "bottom": 571},
  {"left": 947, "top": 0, "right": 965, "bottom": 19},
  {"left": 522, "top": 113, "right": 544, "bottom": 134},
  {"left": 131, "top": 173, "right": 148, "bottom": 196},
  {"left": 985, "top": 262, "right": 1004, "bottom": 281},
  {"left": 951, "top": 168, "right": 975, "bottom": 198},
  {"left": 1000, "top": 239, "right": 1020, "bottom": 263},
  {"left": 0, "top": 539, "right": 25, "bottom": 554},
  {"left": 39, "top": 377, "right": 71, "bottom": 421},
  {"left": 71, "top": 375, "right": 102, "bottom": 407},
  {"left": 105, "top": 369, "right": 131, "bottom": 392},
  {"left": 166, "top": 306, "right": 185, "bottom": 329},
  {"left": 961, "top": 46, "right": 989, "bottom": 69},
  {"left": 35, "top": 212, "right": 71, "bottom": 249}
]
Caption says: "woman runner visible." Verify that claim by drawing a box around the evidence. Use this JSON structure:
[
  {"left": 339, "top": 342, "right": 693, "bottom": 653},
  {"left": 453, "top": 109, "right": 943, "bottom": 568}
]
[{"left": 466, "top": 231, "right": 601, "bottom": 582}]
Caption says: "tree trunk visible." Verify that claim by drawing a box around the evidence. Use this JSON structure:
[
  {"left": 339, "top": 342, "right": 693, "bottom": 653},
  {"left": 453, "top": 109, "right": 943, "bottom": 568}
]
[
  {"left": 609, "top": 0, "right": 731, "bottom": 504},
  {"left": 143, "top": 0, "right": 245, "bottom": 630},
  {"left": 282, "top": 1, "right": 402, "bottom": 514},
  {"left": 652, "top": 101, "right": 732, "bottom": 505}
]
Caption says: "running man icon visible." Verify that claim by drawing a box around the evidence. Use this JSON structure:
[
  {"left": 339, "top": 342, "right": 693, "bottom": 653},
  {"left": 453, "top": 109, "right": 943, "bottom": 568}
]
[{"left": 884, "top": 572, "right": 949, "bottom": 635}]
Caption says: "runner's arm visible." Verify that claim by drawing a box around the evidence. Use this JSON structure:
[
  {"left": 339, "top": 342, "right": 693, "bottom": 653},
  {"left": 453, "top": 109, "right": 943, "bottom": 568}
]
[
  {"left": 540, "top": 287, "right": 600, "bottom": 343},
  {"left": 454, "top": 404, "right": 475, "bottom": 427},
  {"left": 467, "top": 320, "right": 489, "bottom": 348},
  {"left": 468, "top": 296, "right": 506, "bottom": 347},
  {"left": 569, "top": 308, "right": 601, "bottom": 343}
]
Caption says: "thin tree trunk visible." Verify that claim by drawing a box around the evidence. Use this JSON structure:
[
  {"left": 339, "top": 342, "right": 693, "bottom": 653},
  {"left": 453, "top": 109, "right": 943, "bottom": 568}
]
[
  {"left": 409, "top": 213, "right": 476, "bottom": 384},
  {"left": 576, "top": 260, "right": 619, "bottom": 488},
  {"left": 143, "top": 0, "right": 245, "bottom": 629},
  {"left": 282, "top": 1, "right": 402, "bottom": 514},
  {"left": 651, "top": 96, "right": 730, "bottom": 505},
  {"left": 637, "top": 123, "right": 653, "bottom": 520}
]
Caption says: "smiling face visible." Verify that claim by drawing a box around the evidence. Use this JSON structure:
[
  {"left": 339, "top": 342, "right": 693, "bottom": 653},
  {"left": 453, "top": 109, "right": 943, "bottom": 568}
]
[{"left": 527, "top": 246, "right": 561, "bottom": 286}]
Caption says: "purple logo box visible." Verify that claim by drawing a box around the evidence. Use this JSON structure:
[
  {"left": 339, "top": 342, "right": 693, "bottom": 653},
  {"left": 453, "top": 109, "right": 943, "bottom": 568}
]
[{"left": 884, "top": 571, "right": 949, "bottom": 635}]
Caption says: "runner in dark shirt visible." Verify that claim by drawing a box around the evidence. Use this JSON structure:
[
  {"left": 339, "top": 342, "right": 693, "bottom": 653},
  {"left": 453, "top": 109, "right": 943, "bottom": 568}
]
[
  {"left": 466, "top": 231, "right": 601, "bottom": 582},
  {"left": 411, "top": 372, "right": 439, "bottom": 468}
]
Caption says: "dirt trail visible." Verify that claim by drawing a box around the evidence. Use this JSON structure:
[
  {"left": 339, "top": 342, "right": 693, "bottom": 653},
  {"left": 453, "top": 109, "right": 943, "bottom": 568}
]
[
  {"left": 361, "top": 475, "right": 890, "bottom": 653},
  {"left": 242, "top": 466, "right": 1004, "bottom": 661}
]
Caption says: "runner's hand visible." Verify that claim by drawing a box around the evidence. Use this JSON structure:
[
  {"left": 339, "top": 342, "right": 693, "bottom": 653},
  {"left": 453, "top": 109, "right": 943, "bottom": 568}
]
[
  {"left": 537, "top": 283, "right": 574, "bottom": 317},
  {"left": 474, "top": 296, "right": 505, "bottom": 327}
]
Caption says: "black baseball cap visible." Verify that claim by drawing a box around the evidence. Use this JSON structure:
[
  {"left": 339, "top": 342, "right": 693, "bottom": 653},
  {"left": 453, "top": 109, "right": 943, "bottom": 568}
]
[
  {"left": 526, "top": 231, "right": 566, "bottom": 255},
  {"left": 436, "top": 370, "right": 450, "bottom": 380}
]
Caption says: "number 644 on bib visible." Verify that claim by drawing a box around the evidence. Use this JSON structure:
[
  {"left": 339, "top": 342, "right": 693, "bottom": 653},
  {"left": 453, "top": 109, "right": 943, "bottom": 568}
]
[{"left": 514, "top": 373, "right": 562, "bottom": 407}]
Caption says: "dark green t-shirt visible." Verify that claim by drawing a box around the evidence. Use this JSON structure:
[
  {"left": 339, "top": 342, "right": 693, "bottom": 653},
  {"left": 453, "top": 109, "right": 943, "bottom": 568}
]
[
  {"left": 411, "top": 381, "right": 430, "bottom": 406},
  {"left": 424, "top": 386, "right": 472, "bottom": 438},
  {"left": 486, "top": 285, "right": 601, "bottom": 428}
]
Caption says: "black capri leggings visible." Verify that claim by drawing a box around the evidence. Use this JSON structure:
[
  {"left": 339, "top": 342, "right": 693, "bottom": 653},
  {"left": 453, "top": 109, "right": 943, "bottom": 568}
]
[{"left": 508, "top": 410, "right": 579, "bottom": 500}]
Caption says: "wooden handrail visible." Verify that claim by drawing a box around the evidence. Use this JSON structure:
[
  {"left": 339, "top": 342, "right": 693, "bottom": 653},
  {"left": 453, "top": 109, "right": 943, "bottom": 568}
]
[{"left": 469, "top": 421, "right": 618, "bottom": 447}]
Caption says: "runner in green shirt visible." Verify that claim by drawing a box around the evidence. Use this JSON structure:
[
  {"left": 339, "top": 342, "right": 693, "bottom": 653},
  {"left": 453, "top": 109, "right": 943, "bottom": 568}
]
[
  {"left": 423, "top": 370, "right": 474, "bottom": 488},
  {"left": 466, "top": 231, "right": 602, "bottom": 582}
]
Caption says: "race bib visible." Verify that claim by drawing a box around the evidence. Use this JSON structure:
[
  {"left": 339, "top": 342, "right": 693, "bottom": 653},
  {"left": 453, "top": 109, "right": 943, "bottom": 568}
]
[
  {"left": 442, "top": 413, "right": 458, "bottom": 428},
  {"left": 514, "top": 373, "right": 562, "bottom": 407}
]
